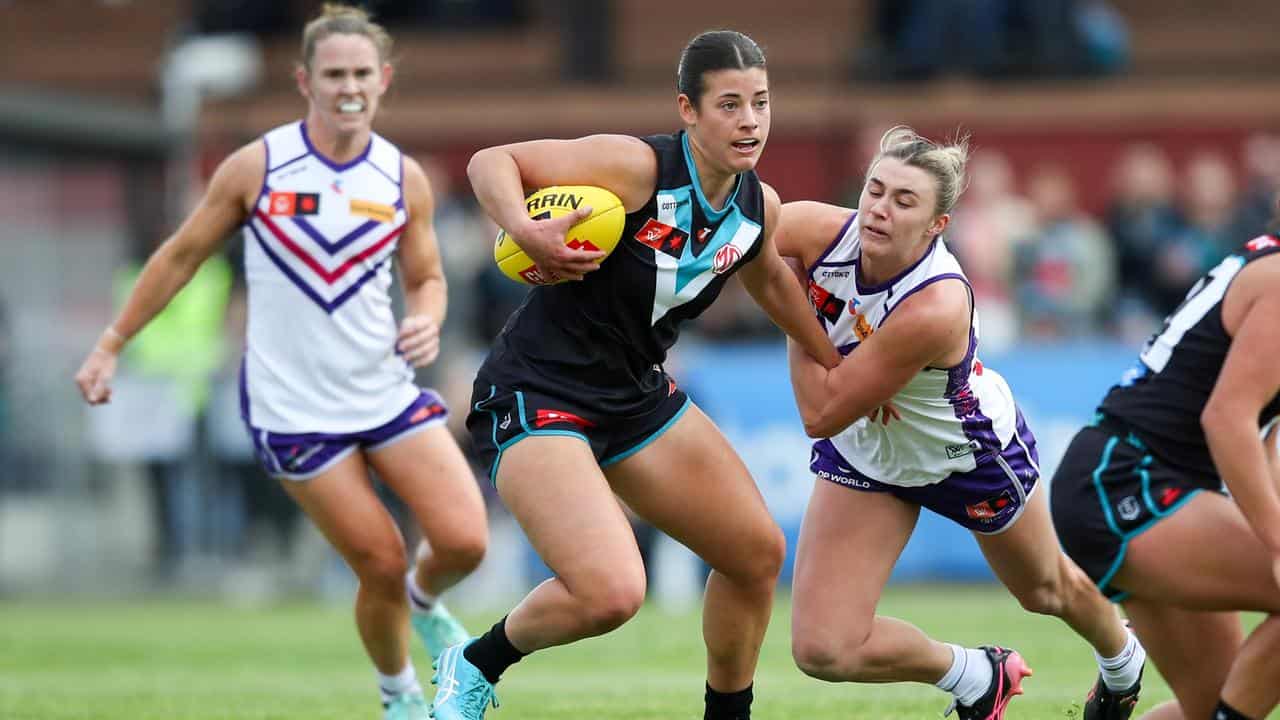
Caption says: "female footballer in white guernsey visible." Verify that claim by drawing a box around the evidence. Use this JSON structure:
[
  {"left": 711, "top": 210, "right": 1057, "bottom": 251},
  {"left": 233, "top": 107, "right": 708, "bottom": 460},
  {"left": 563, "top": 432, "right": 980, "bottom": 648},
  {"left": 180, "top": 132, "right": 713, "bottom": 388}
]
[
  {"left": 73, "top": 6, "right": 485, "bottom": 719},
  {"left": 777, "top": 127, "right": 1146, "bottom": 720},
  {"left": 430, "top": 30, "right": 840, "bottom": 720}
]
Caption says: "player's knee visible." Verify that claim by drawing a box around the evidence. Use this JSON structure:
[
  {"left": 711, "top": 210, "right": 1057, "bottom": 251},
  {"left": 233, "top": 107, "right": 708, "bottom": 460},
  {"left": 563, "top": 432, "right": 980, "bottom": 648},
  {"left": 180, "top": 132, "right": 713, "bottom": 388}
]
[
  {"left": 579, "top": 574, "right": 646, "bottom": 635},
  {"left": 791, "top": 628, "right": 869, "bottom": 681},
  {"left": 1011, "top": 575, "right": 1066, "bottom": 616},
  {"left": 434, "top": 532, "right": 487, "bottom": 574},
  {"left": 730, "top": 523, "right": 787, "bottom": 587},
  {"left": 351, "top": 546, "right": 410, "bottom": 593}
]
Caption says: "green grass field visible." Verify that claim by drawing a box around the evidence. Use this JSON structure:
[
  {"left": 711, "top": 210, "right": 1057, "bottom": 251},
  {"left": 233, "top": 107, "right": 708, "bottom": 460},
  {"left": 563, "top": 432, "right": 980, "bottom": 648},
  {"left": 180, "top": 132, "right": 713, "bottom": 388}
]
[{"left": 0, "top": 586, "right": 1177, "bottom": 719}]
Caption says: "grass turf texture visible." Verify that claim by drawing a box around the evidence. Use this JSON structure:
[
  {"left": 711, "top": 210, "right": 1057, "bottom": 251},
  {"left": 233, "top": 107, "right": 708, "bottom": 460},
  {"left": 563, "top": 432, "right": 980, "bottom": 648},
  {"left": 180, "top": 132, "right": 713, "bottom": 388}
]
[{"left": 1, "top": 586, "right": 1189, "bottom": 719}]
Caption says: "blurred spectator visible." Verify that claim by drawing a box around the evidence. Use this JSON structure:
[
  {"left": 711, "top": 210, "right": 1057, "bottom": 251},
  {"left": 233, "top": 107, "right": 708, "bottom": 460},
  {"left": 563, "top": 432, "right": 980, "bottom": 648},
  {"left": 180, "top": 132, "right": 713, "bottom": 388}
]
[
  {"left": 0, "top": 297, "right": 9, "bottom": 483},
  {"left": 418, "top": 156, "right": 494, "bottom": 354},
  {"left": 855, "top": 0, "right": 1128, "bottom": 82},
  {"left": 1013, "top": 164, "right": 1115, "bottom": 338},
  {"left": 112, "top": 245, "right": 234, "bottom": 579},
  {"left": 945, "top": 149, "right": 1033, "bottom": 351},
  {"left": 1105, "top": 143, "right": 1182, "bottom": 339},
  {"left": 1150, "top": 151, "right": 1239, "bottom": 312},
  {"left": 1230, "top": 132, "right": 1280, "bottom": 239},
  {"left": 193, "top": 0, "right": 295, "bottom": 36},
  {"left": 335, "top": 0, "right": 527, "bottom": 29}
]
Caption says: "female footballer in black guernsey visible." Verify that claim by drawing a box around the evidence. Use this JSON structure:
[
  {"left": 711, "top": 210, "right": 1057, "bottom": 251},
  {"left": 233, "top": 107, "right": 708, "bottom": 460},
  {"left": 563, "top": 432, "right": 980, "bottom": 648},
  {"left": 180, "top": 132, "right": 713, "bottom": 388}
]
[
  {"left": 428, "top": 30, "right": 840, "bottom": 720},
  {"left": 1050, "top": 204, "right": 1280, "bottom": 720}
]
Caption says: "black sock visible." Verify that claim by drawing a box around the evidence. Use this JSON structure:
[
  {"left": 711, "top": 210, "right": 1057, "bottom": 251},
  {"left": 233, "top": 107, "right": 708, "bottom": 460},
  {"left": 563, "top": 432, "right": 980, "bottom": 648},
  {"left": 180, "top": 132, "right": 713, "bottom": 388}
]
[
  {"left": 1213, "top": 700, "right": 1254, "bottom": 720},
  {"left": 462, "top": 617, "right": 527, "bottom": 685},
  {"left": 705, "top": 682, "right": 753, "bottom": 720}
]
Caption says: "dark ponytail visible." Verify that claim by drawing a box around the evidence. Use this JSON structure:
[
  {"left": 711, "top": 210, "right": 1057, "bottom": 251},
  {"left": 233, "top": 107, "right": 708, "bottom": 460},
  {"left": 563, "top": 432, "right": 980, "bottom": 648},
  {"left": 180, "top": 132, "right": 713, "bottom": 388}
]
[{"left": 676, "top": 30, "right": 766, "bottom": 108}]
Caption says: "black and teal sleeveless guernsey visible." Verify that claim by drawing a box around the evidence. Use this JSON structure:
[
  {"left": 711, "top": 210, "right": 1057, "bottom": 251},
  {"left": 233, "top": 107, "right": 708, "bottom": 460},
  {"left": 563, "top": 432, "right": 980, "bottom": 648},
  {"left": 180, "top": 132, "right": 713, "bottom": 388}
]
[
  {"left": 1099, "top": 235, "right": 1280, "bottom": 481},
  {"left": 478, "top": 130, "right": 767, "bottom": 416}
]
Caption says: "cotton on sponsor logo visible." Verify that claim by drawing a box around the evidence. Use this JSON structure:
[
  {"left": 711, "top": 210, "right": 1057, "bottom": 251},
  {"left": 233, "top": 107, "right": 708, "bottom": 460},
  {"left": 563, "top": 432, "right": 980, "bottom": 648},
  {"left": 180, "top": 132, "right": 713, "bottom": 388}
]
[{"left": 713, "top": 244, "right": 742, "bottom": 274}]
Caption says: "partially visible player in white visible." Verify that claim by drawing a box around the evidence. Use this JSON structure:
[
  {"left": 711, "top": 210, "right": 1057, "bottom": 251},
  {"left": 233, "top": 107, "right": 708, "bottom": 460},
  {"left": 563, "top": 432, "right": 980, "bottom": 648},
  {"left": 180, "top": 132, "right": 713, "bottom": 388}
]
[
  {"left": 72, "top": 5, "right": 485, "bottom": 719},
  {"left": 777, "top": 126, "right": 1146, "bottom": 720}
]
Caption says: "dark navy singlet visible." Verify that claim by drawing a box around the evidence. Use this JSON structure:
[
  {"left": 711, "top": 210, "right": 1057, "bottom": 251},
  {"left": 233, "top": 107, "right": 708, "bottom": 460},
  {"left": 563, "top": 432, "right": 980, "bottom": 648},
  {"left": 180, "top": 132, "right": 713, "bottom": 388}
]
[
  {"left": 480, "top": 130, "right": 767, "bottom": 415},
  {"left": 1100, "top": 235, "right": 1280, "bottom": 482}
]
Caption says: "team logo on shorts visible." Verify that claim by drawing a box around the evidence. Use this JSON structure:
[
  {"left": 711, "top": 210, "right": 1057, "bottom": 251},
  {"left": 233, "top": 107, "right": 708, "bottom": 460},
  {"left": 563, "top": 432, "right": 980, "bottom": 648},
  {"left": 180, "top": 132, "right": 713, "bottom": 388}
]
[
  {"left": 1116, "top": 496, "right": 1142, "bottom": 521},
  {"left": 965, "top": 490, "right": 1015, "bottom": 521}
]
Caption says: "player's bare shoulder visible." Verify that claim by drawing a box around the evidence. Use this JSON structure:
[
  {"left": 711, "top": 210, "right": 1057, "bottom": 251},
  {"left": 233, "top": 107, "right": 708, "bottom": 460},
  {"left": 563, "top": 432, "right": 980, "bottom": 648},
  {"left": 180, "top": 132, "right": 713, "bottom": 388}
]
[{"left": 777, "top": 201, "right": 855, "bottom": 261}]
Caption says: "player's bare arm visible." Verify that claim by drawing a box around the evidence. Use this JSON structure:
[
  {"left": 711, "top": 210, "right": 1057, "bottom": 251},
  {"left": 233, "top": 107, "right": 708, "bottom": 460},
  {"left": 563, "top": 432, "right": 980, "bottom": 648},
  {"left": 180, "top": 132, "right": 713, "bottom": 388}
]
[
  {"left": 790, "top": 278, "right": 969, "bottom": 438},
  {"left": 740, "top": 184, "right": 841, "bottom": 370},
  {"left": 396, "top": 156, "right": 447, "bottom": 368}
]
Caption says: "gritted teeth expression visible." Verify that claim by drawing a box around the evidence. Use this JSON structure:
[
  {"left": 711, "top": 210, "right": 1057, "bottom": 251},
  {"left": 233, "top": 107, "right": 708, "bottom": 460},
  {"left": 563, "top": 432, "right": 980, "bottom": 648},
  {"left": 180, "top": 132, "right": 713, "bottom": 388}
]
[{"left": 301, "top": 33, "right": 388, "bottom": 128}]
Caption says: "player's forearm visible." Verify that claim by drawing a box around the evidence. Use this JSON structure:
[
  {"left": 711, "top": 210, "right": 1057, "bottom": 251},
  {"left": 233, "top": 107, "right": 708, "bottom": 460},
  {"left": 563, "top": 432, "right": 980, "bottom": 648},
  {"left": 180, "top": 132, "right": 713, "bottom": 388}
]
[
  {"left": 1205, "top": 411, "right": 1280, "bottom": 552},
  {"left": 748, "top": 256, "right": 840, "bottom": 369},
  {"left": 108, "top": 240, "right": 204, "bottom": 348},
  {"left": 467, "top": 148, "right": 537, "bottom": 238},
  {"left": 403, "top": 274, "right": 447, "bottom": 328}
]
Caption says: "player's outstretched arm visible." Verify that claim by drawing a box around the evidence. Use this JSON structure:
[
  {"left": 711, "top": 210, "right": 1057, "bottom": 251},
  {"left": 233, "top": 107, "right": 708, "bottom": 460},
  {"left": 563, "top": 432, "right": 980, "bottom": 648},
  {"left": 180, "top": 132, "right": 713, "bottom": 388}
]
[
  {"left": 73, "top": 142, "right": 261, "bottom": 404},
  {"left": 740, "top": 186, "right": 841, "bottom": 370},
  {"left": 466, "top": 134, "right": 655, "bottom": 281}
]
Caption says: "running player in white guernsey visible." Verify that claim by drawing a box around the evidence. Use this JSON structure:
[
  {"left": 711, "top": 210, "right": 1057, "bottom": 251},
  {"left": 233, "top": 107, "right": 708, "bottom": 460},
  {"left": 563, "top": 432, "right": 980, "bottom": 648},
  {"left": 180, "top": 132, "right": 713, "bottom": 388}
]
[
  {"left": 73, "top": 7, "right": 485, "bottom": 720},
  {"left": 776, "top": 127, "right": 1145, "bottom": 720}
]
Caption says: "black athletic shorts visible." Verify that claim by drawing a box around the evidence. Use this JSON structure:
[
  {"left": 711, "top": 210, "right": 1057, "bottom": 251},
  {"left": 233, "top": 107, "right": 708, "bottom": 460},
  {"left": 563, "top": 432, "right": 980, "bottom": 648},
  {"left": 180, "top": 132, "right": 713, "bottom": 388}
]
[
  {"left": 1050, "top": 414, "right": 1220, "bottom": 601},
  {"left": 465, "top": 368, "right": 690, "bottom": 486}
]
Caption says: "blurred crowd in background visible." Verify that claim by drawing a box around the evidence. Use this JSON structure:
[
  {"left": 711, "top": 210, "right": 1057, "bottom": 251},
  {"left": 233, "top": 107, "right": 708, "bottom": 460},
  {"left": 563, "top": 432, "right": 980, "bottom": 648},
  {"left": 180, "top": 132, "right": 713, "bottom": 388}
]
[{"left": 1, "top": 0, "right": 1278, "bottom": 600}]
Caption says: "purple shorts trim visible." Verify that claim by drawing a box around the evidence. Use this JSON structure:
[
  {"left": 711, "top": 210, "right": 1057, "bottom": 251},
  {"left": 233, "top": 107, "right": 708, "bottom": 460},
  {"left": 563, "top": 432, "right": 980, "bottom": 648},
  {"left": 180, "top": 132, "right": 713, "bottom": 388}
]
[
  {"left": 810, "top": 414, "right": 1040, "bottom": 534},
  {"left": 247, "top": 389, "right": 448, "bottom": 480}
]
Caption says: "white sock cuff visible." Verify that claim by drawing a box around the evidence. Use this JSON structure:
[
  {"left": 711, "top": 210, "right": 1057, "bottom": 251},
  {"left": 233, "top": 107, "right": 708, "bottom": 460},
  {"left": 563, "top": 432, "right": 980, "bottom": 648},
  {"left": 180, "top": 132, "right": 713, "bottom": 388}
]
[
  {"left": 405, "top": 569, "right": 436, "bottom": 611},
  {"left": 378, "top": 661, "right": 419, "bottom": 695},
  {"left": 935, "top": 643, "right": 967, "bottom": 691},
  {"left": 1095, "top": 628, "right": 1139, "bottom": 668}
]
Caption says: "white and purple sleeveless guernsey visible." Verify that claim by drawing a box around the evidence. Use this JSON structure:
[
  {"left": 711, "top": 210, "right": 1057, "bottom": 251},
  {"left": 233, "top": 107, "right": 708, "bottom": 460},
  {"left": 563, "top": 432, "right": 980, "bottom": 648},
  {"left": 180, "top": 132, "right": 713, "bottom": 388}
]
[
  {"left": 240, "top": 121, "right": 417, "bottom": 434},
  {"left": 806, "top": 213, "right": 1040, "bottom": 533}
]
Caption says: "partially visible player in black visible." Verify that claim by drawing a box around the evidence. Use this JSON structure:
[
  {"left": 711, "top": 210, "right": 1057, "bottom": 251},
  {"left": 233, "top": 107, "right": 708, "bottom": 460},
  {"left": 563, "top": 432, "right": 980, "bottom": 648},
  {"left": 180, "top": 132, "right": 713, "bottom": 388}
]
[
  {"left": 1051, "top": 199, "right": 1280, "bottom": 720},
  {"left": 428, "top": 30, "right": 841, "bottom": 720}
]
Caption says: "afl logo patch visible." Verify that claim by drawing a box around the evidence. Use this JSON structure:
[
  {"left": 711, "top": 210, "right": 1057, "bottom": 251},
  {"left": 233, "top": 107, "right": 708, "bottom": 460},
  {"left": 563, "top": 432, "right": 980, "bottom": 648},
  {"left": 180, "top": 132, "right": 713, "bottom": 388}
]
[{"left": 713, "top": 244, "right": 742, "bottom": 274}]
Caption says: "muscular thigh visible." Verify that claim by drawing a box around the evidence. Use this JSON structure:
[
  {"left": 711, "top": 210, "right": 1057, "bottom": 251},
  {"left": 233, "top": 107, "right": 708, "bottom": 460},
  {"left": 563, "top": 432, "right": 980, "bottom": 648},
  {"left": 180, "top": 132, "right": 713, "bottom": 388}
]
[
  {"left": 365, "top": 424, "right": 486, "bottom": 544},
  {"left": 496, "top": 435, "right": 643, "bottom": 590},
  {"left": 603, "top": 403, "right": 779, "bottom": 576},
  {"left": 1122, "top": 598, "right": 1243, "bottom": 720},
  {"left": 278, "top": 451, "right": 404, "bottom": 562},
  {"left": 1116, "top": 492, "right": 1280, "bottom": 612},
  {"left": 791, "top": 478, "right": 919, "bottom": 636},
  {"left": 975, "top": 488, "right": 1065, "bottom": 596}
]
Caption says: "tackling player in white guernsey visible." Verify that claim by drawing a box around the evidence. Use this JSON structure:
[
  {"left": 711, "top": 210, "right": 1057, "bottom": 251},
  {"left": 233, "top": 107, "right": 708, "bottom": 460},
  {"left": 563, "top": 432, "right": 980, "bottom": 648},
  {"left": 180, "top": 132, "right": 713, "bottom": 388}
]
[
  {"left": 74, "top": 6, "right": 486, "bottom": 720},
  {"left": 777, "top": 127, "right": 1146, "bottom": 720}
]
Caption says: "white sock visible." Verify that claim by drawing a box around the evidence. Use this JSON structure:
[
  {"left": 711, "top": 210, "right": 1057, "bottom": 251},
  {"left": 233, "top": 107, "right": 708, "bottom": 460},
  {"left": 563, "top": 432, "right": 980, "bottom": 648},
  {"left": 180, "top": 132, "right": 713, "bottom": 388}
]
[
  {"left": 1095, "top": 629, "right": 1145, "bottom": 691},
  {"left": 378, "top": 661, "right": 422, "bottom": 704},
  {"left": 936, "top": 644, "right": 993, "bottom": 707},
  {"left": 405, "top": 569, "right": 436, "bottom": 613}
]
